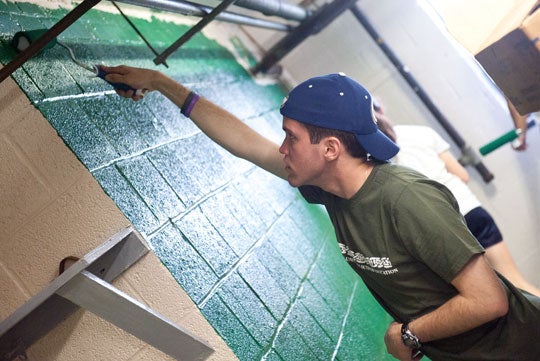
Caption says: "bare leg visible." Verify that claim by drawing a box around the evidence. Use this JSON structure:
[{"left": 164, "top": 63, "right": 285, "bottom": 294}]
[{"left": 485, "top": 242, "right": 540, "bottom": 297}]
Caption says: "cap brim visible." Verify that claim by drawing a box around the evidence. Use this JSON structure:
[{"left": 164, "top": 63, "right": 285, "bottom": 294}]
[{"left": 355, "top": 129, "right": 399, "bottom": 161}]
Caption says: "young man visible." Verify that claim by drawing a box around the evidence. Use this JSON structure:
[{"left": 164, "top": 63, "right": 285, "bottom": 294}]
[{"left": 104, "top": 66, "right": 540, "bottom": 361}]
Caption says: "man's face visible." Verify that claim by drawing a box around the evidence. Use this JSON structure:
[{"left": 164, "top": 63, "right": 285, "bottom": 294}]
[{"left": 279, "top": 117, "right": 326, "bottom": 187}]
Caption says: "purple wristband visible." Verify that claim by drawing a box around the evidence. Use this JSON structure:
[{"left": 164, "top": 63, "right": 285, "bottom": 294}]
[{"left": 181, "top": 91, "right": 200, "bottom": 117}]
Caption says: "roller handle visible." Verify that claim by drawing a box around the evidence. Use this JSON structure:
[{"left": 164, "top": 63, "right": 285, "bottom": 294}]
[
  {"left": 479, "top": 119, "right": 536, "bottom": 156},
  {"left": 95, "top": 65, "right": 145, "bottom": 96}
]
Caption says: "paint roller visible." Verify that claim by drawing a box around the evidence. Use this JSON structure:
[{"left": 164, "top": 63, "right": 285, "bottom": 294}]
[
  {"left": 10, "top": 28, "right": 145, "bottom": 95},
  {"left": 479, "top": 119, "right": 536, "bottom": 156}
]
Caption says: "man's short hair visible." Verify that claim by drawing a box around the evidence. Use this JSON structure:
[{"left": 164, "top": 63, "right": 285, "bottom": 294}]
[{"left": 303, "top": 123, "right": 369, "bottom": 159}]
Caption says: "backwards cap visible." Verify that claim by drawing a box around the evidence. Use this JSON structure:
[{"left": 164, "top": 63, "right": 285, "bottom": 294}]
[{"left": 280, "top": 73, "right": 399, "bottom": 161}]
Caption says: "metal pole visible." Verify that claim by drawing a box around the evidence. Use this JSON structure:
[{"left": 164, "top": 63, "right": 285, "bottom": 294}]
[
  {"left": 153, "top": 0, "right": 238, "bottom": 65},
  {"left": 0, "top": 0, "right": 101, "bottom": 84},
  {"left": 251, "top": 0, "right": 358, "bottom": 74},
  {"left": 111, "top": 1, "right": 169, "bottom": 68},
  {"left": 235, "top": 0, "right": 309, "bottom": 21},
  {"left": 117, "top": 0, "right": 294, "bottom": 31}
]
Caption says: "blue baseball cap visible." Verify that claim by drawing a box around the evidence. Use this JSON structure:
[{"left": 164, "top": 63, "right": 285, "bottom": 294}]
[{"left": 280, "top": 73, "right": 399, "bottom": 161}]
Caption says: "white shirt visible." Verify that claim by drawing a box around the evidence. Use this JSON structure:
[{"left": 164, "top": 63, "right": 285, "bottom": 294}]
[{"left": 393, "top": 125, "right": 481, "bottom": 215}]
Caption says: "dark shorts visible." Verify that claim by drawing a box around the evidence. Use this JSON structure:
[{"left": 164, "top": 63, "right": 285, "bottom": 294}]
[{"left": 464, "top": 207, "right": 503, "bottom": 248}]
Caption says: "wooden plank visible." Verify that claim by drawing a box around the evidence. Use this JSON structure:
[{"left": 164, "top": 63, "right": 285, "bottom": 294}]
[{"left": 57, "top": 271, "right": 214, "bottom": 361}]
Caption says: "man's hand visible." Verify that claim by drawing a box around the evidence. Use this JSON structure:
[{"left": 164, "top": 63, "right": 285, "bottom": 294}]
[
  {"left": 384, "top": 322, "right": 423, "bottom": 361},
  {"left": 100, "top": 65, "right": 157, "bottom": 101}
]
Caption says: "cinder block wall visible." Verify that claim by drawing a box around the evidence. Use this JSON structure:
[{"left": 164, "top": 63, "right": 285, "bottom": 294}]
[
  {"left": 0, "top": 2, "right": 393, "bottom": 360},
  {"left": 0, "top": 64, "right": 238, "bottom": 360}
]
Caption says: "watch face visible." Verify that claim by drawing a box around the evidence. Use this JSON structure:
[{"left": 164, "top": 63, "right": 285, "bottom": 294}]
[
  {"left": 401, "top": 331, "right": 421, "bottom": 349},
  {"left": 401, "top": 333, "right": 414, "bottom": 346}
]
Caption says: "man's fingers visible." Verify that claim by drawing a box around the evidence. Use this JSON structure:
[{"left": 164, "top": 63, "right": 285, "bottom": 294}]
[
  {"left": 116, "top": 88, "right": 145, "bottom": 101},
  {"left": 102, "top": 65, "right": 148, "bottom": 100},
  {"left": 104, "top": 72, "right": 124, "bottom": 84},
  {"left": 100, "top": 64, "right": 127, "bottom": 74}
]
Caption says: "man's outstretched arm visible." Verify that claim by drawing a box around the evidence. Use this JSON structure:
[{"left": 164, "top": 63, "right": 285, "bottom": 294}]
[{"left": 102, "top": 65, "right": 288, "bottom": 179}]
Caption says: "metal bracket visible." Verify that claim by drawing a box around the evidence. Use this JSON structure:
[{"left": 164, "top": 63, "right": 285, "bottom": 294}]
[{"left": 0, "top": 227, "right": 214, "bottom": 361}]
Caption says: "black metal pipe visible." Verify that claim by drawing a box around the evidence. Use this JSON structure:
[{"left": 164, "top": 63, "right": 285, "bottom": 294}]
[
  {"left": 351, "top": 4, "right": 494, "bottom": 183},
  {"left": 0, "top": 0, "right": 102, "bottom": 84},
  {"left": 251, "top": 0, "right": 358, "bottom": 74}
]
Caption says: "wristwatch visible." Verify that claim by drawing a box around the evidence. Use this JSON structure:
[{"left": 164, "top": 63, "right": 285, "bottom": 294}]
[{"left": 401, "top": 322, "right": 421, "bottom": 349}]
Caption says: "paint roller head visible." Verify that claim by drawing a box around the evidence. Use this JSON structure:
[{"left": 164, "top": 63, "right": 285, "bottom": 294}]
[{"left": 11, "top": 29, "right": 57, "bottom": 52}]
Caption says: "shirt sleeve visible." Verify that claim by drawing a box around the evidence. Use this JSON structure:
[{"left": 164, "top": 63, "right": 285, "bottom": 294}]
[
  {"left": 393, "top": 179, "right": 484, "bottom": 283},
  {"left": 426, "top": 127, "right": 451, "bottom": 154}
]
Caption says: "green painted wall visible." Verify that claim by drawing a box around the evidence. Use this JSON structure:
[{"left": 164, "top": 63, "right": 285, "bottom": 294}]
[{"left": 0, "top": 2, "right": 394, "bottom": 359}]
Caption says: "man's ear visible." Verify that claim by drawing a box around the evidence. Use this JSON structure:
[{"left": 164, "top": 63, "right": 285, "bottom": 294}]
[{"left": 323, "top": 137, "right": 341, "bottom": 161}]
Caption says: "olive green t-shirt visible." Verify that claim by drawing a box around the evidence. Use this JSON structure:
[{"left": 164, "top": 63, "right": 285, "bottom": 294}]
[{"left": 300, "top": 163, "right": 540, "bottom": 360}]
